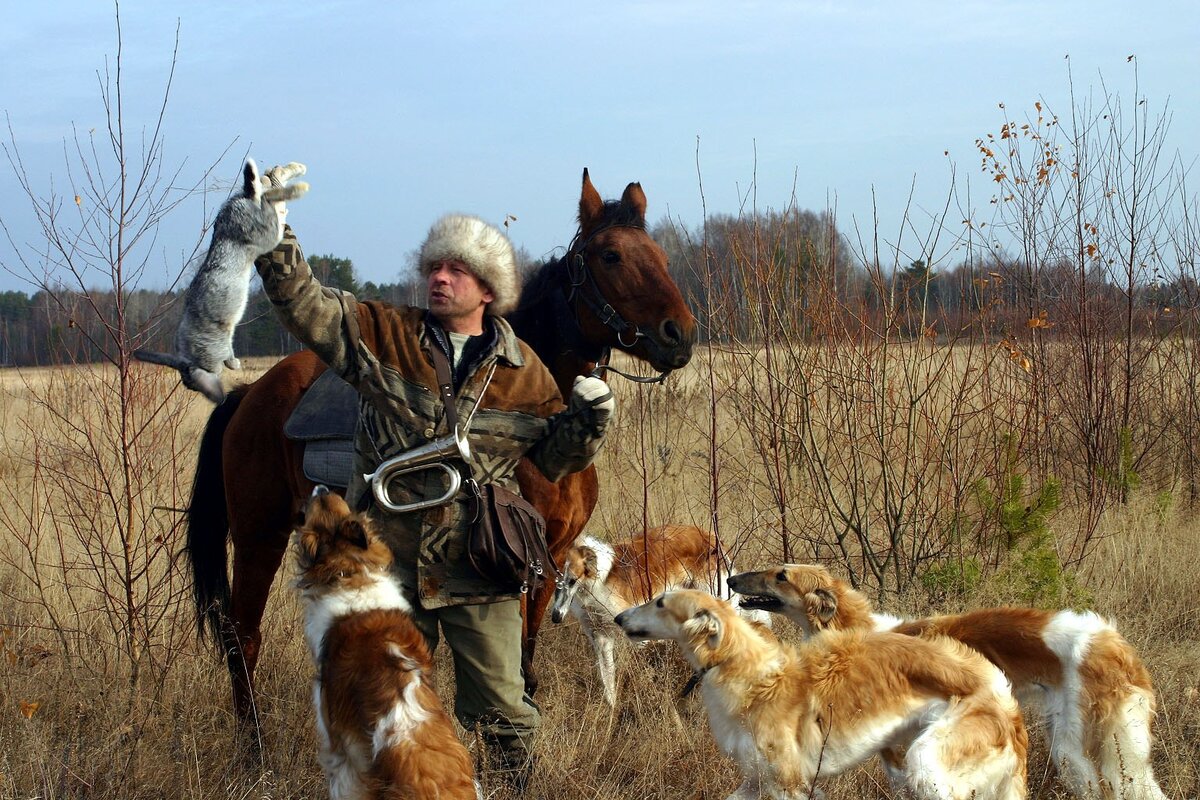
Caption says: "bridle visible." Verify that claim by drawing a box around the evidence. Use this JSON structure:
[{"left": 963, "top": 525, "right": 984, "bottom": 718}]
[{"left": 564, "top": 223, "right": 671, "bottom": 385}]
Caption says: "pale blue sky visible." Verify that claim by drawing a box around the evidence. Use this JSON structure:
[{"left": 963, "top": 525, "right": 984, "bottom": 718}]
[{"left": 1, "top": 1, "right": 1197, "bottom": 294}]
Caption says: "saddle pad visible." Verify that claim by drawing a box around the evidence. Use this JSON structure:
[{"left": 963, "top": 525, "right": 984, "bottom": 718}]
[
  {"left": 283, "top": 368, "right": 358, "bottom": 441},
  {"left": 285, "top": 368, "right": 359, "bottom": 489},
  {"left": 302, "top": 438, "right": 355, "bottom": 489}
]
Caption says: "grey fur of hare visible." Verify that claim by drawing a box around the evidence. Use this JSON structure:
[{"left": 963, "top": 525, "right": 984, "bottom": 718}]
[{"left": 135, "top": 159, "right": 308, "bottom": 403}]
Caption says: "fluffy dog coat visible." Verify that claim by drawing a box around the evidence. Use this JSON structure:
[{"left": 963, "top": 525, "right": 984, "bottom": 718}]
[
  {"left": 134, "top": 158, "right": 307, "bottom": 403},
  {"left": 294, "top": 488, "right": 478, "bottom": 800},
  {"left": 549, "top": 525, "right": 768, "bottom": 706},
  {"left": 728, "top": 564, "right": 1166, "bottom": 800},
  {"left": 616, "top": 590, "right": 1028, "bottom": 800}
]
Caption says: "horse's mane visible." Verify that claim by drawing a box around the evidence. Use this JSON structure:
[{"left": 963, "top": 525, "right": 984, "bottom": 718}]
[
  {"left": 579, "top": 201, "right": 647, "bottom": 238},
  {"left": 515, "top": 254, "right": 567, "bottom": 313},
  {"left": 514, "top": 201, "right": 647, "bottom": 314}
]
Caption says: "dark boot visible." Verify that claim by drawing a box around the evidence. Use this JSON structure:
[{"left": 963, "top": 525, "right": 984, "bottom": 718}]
[{"left": 482, "top": 733, "right": 535, "bottom": 796}]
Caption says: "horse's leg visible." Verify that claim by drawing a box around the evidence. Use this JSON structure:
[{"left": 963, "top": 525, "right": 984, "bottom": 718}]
[
  {"left": 517, "top": 464, "right": 599, "bottom": 697},
  {"left": 224, "top": 536, "right": 289, "bottom": 730},
  {"left": 220, "top": 355, "right": 317, "bottom": 732}
]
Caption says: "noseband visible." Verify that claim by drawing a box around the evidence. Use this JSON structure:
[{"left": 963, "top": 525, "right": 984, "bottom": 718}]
[{"left": 565, "top": 224, "right": 670, "bottom": 385}]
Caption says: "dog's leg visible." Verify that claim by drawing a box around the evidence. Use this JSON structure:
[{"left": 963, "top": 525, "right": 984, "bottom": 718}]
[
  {"left": 576, "top": 610, "right": 617, "bottom": 707},
  {"left": 595, "top": 632, "right": 617, "bottom": 707},
  {"left": 879, "top": 747, "right": 909, "bottom": 795},
  {"left": 1044, "top": 688, "right": 1101, "bottom": 797},
  {"left": 314, "top": 682, "right": 367, "bottom": 800},
  {"left": 724, "top": 776, "right": 763, "bottom": 800}
]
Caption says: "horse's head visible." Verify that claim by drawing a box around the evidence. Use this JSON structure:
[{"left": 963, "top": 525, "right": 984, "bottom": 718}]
[{"left": 566, "top": 169, "right": 697, "bottom": 373}]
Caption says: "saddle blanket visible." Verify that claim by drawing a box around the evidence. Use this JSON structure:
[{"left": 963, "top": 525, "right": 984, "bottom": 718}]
[{"left": 283, "top": 369, "right": 357, "bottom": 488}]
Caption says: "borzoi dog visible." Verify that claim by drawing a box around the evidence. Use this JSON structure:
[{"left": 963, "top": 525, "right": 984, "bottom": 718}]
[
  {"left": 616, "top": 590, "right": 1027, "bottom": 800},
  {"left": 728, "top": 564, "right": 1166, "bottom": 800},
  {"left": 294, "top": 487, "right": 478, "bottom": 800},
  {"left": 549, "top": 525, "right": 768, "bottom": 706}
]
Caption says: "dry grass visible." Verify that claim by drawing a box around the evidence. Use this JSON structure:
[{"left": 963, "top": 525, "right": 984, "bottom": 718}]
[{"left": 1, "top": 352, "right": 1197, "bottom": 799}]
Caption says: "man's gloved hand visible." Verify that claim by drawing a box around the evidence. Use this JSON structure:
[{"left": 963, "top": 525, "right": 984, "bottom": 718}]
[
  {"left": 255, "top": 223, "right": 305, "bottom": 278},
  {"left": 570, "top": 375, "right": 615, "bottom": 415}
]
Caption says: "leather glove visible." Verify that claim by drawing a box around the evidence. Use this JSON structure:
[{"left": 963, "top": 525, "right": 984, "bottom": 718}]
[
  {"left": 255, "top": 223, "right": 305, "bottom": 279},
  {"left": 570, "top": 375, "right": 615, "bottom": 414}
]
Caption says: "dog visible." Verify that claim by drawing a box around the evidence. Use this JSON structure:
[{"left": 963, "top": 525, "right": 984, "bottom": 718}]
[
  {"left": 727, "top": 563, "right": 1167, "bottom": 800},
  {"left": 134, "top": 158, "right": 307, "bottom": 403},
  {"left": 294, "top": 486, "right": 478, "bottom": 800},
  {"left": 616, "top": 590, "right": 1028, "bottom": 800},
  {"left": 549, "top": 525, "right": 769, "bottom": 706}
]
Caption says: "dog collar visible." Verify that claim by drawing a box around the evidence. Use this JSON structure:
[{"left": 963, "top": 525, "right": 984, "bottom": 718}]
[{"left": 679, "top": 666, "right": 710, "bottom": 698}]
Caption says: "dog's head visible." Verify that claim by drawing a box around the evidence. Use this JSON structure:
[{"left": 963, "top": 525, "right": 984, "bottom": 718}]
[
  {"left": 615, "top": 590, "right": 749, "bottom": 667},
  {"left": 727, "top": 564, "right": 849, "bottom": 636},
  {"left": 294, "top": 486, "right": 393, "bottom": 589},
  {"left": 549, "top": 543, "right": 603, "bottom": 623}
]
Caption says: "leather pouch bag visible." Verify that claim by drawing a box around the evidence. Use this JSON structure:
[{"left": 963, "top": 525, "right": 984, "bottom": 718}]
[
  {"left": 425, "top": 344, "right": 557, "bottom": 593},
  {"left": 467, "top": 482, "right": 555, "bottom": 593}
]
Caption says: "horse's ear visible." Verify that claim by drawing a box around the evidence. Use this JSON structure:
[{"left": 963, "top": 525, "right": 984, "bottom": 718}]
[
  {"left": 619, "top": 181, "right": 647, "bottom": 223},
  {"left": 340, "top": 518, "right": 369, "bottom": 550},
  {"left": 579, "top": 168, "right": 604, "bottom": 232}
]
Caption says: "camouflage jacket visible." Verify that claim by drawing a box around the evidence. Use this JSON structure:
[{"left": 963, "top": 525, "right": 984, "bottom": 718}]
[{"left": 256, "top": 233, "right": 610, "bottom": 608}]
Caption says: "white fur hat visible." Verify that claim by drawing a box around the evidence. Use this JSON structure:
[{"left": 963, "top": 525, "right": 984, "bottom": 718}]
[{"left": 418, "top": 214, "right": 519, "bottom": 316}]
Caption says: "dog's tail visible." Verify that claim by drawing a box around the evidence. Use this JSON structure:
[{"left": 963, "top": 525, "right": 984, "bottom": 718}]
[
  {"left": 185, "top": 387, "right": 245, "bottom": 650},
  {"left": 1083, "top": 627, "right": 1167, "bottom": 800},
  {"left": 907, "top": 657, "right": 1028, "bottom": 800},
  {"left": 1097, "top": 686, "right": 1167, "bottom": 800}
]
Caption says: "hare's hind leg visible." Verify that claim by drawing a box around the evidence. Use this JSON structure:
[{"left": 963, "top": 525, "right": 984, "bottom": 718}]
[
  {"left": 264, "top": 161, "right": 306, "bottom": 187},
  {"left": 262, "top": 181, "right": 309, "bottom": 204},
  {"left": 261, "top": 162, "right": 308, "bottom": 203}
]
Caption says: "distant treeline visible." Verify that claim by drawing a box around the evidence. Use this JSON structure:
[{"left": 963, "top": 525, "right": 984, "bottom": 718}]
[
  {"left": 652, "top": 210, "right": 1199, "bottom": 343},
  {"left": 0, "top": 255, "right": 423, "bottom": 367},
  {"left": 1, "top": 212, "right": 1196, "bottom": 367}
]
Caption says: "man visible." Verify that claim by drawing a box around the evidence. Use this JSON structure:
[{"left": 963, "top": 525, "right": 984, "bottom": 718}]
[{"left": 255, "top": 213, "right": 614, "bottom": 780}]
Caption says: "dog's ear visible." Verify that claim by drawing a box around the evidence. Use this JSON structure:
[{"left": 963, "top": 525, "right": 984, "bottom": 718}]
[
  {"left": 339, "top": 518, "right": 369, "bottom": 550},
  {"left": 805, "top": 588, "right": 839, "bottom": 626},
  {"left": 580, "top": 546, "right": 599, "bottom": 579},
  {"left": 682, "top": 608, "right": 723, "bottom": 650},
  {"left": 297, "top": 530, "right": 321, "bottom": 564}
]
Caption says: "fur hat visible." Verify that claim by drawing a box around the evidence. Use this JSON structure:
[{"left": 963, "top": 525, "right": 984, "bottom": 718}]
[{"left": 418, "top": 214, "right": 519, "bottom": 316}]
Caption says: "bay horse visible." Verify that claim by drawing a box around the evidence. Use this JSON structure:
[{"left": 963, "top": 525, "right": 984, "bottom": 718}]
[{"left": 186, "top": 169, "right": 697, "bottom": 728}]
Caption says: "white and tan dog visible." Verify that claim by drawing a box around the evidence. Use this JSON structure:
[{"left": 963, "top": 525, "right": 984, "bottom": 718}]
[
  {"left": 616, "top": 589, "right": 1027, "bottom": 800},
  {"left": 294, "top": 487, "right": 478, "bottom": 800},
  {"left": 549, "top": 525, "right": 768, "bottom": 706},
  {"left": 727, "top": 564, "right": 1167, "bottom": 800}
]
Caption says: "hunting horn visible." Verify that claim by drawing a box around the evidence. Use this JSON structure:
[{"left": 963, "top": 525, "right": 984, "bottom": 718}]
[{"left": 363, "top": 426, "right": 471, "bottom": 514}]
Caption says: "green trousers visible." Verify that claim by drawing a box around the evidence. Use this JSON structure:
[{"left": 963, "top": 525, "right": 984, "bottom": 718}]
[{"left": 407, "top": 596, "right": 540, "bottom": 748}]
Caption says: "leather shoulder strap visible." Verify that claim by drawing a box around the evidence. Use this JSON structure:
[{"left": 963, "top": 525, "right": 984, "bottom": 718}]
[{"left": 428, "top": 345, "right": 458, "bottom": 431}]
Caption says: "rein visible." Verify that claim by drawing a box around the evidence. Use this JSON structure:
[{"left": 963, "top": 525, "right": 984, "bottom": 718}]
[
  {"left": 563, "top": 223, "right": 672, "bottom": 385},
  {"left": 590, "top": 347, "right": 669, "bottom": 384}
]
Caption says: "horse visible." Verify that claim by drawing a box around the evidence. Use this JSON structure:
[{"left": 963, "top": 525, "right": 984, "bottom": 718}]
[{"left": 185, "top": 169, "right": 698, "bottom": 729}]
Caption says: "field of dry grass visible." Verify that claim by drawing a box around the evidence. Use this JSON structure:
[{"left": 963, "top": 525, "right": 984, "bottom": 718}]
[{"left": 1, "top": 351, "right": 1198, "bottom": 800}]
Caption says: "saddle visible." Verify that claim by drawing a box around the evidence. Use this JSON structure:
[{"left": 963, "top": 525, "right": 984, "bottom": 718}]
[{"left": 283, "top": 369, "right": 358, "bottom": 488}]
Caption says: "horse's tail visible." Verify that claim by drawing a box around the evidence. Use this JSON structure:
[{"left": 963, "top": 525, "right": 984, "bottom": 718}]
[{"left": 186, "top": 386, "right": 245, "bottom": 649}]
